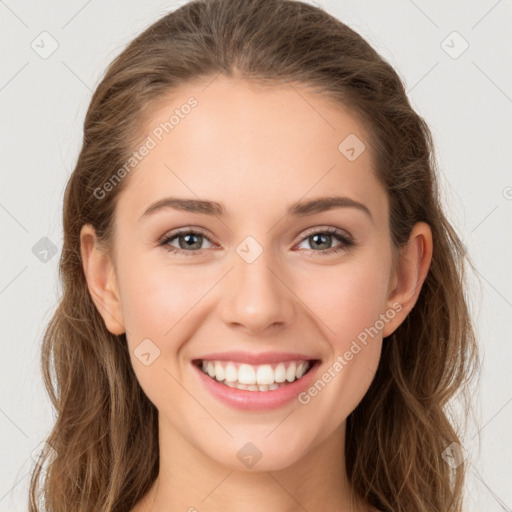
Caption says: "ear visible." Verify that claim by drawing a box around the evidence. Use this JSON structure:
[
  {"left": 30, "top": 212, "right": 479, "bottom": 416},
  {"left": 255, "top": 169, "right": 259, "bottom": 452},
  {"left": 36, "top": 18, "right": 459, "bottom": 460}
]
[
  {"left": 80, "top": 224, "right": 125, "bottom": 335},
  {"left": 382, "top": 222, "right": 433, "bottom": 338}
]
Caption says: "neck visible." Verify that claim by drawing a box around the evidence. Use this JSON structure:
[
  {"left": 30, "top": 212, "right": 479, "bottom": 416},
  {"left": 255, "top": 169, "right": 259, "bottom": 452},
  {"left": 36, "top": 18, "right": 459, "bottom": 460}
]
[{"left": 143, "top": 417, "right": 361, "bottom": 512}]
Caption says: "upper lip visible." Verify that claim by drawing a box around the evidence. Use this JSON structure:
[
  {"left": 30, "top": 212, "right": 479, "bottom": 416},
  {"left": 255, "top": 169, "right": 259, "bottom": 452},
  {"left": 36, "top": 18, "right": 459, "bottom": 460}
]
[{"left": 193, "top": 351, "right": 320, "bottom": 365}]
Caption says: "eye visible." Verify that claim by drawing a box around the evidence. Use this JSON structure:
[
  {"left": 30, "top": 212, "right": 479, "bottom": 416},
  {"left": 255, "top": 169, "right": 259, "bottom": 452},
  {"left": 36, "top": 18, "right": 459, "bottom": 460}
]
[
  {"left": 158, "top": 226, "right": 355, "bottom": 256},
  {"left": 159, "top": 228, "right": 216, "bottom": 256},
  {"left": 295, "top": 227, "right": 355, "bottom": 254}
]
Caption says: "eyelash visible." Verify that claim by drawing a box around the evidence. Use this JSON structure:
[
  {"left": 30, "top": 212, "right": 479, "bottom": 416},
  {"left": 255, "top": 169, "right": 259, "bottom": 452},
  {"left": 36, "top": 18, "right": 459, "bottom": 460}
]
[{"left": 158, "top": 227, "right": 355, "bottom": 256}]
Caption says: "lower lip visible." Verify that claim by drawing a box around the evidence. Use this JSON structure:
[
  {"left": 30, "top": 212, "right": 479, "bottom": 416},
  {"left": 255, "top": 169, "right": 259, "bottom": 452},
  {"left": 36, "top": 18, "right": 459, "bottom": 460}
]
[{"left": 192, "top": 360, "right": 321, "bottom": 411}]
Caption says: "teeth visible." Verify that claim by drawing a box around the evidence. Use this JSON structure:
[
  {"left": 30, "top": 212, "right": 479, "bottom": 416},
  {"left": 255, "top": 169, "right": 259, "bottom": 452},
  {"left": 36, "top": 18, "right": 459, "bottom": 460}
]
[
  {"left": 238, "top": 364, "right": 256, "bottom": 385},
  {"left": 274, "top": 363, "right": 287, "bottom": 383},
  {"left": 296, "top": 362, "right": 308, "bottom": 379},
  {"left": 198, "top": 359, "right": 312, "bottom": 390},
  {"left": 214, "top": 362, "right": 225, "bottom": 381},
  {"left": 256, "top": 365, "right": 274, "bottom": 385},
  {"left": 207, "top": 361, "right": 215, "bottom": 378},
  {"left": 225, "top": 363, "right": 237, "bottom": 383},
  {"left": 286, "top": 362, "right": 297, "bottom": 382}
]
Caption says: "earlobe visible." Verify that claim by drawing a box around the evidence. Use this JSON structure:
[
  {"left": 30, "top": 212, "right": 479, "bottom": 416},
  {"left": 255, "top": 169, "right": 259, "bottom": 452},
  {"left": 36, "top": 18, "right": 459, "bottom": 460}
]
[
  {"left": 382, "top": 222, "right": 433, "bottom": 338},
  {"left": 80, "top": 224, "right": 125, "bottom": 335}
]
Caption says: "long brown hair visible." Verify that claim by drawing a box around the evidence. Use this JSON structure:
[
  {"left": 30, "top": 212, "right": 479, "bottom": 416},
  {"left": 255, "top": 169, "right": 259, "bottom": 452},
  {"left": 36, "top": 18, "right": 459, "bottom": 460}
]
[{"left": 28, "top": 0, "right": 479, "bottom": 510}]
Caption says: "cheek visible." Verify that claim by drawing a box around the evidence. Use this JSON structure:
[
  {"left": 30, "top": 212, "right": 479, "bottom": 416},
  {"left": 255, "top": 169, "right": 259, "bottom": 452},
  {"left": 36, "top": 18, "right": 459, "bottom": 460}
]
[
  {"left": 299, "top": 255, "right": 392, "bottom": 347},
  {"left": 117, "top": 255, "right": 218, "bottom": 383},
  {"left": 117, "top": 259, "right": 198, "bottom": 404},
  {"left": 295, "top": 261, "right": 387, "bottom": 422},
  {"left": 117, "top": 254, "right": 201, "bottom": 336},
  {"left": 294, "top": 252, "right": 390, "bottom": 413}
]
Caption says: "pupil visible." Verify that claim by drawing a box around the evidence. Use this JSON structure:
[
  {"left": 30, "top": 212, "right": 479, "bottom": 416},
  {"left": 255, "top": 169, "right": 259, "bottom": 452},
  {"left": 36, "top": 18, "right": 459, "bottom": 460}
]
[
  {"left": 180, "top": 234, "right": 201, "bottom": 249},
  {"left": 311, "top": 233, "right": 330, "bottom": 250}
]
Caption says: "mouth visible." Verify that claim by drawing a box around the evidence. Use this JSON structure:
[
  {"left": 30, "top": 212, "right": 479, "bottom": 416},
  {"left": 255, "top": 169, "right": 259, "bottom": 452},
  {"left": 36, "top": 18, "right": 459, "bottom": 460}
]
[{"left": 192, "top": 358, "right": 318, "bottom": 392}]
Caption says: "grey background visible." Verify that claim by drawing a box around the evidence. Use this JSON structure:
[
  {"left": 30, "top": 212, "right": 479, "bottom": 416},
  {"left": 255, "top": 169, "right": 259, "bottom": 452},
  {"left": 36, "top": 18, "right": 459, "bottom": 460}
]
[{"left": 1, "top": 0, "right": 511, "bottom": 510}]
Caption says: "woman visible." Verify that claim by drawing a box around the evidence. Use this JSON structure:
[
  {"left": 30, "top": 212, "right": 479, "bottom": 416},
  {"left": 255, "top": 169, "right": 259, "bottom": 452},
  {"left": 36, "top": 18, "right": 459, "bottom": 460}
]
[{"left": 29, "top": 0, "right": 478, "bottom": 511}]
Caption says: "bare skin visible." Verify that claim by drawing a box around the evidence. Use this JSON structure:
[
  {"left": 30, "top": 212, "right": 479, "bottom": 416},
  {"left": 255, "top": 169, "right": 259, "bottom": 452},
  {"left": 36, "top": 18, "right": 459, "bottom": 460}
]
[{"left": 80, "top": 74, "right": 432, "bottom": 512}]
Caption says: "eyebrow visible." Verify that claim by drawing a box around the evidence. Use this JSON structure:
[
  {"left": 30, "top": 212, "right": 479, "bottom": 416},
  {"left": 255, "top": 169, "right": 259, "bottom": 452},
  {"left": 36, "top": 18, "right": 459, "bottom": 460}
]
[{"left": 140, "top": 195, "right": 373, "bottom": 222}]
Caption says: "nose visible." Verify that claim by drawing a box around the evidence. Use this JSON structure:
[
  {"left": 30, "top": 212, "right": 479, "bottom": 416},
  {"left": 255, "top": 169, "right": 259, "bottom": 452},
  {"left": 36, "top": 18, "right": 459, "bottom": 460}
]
[{"left": 219, "top": 246, "right": 296, "bottom": 335}]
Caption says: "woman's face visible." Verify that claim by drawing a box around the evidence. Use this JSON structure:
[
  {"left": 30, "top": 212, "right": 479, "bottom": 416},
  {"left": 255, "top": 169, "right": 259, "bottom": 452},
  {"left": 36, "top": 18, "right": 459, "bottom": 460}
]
[{"left": 87, "top": 75, "right": 407, "bottom": 471}]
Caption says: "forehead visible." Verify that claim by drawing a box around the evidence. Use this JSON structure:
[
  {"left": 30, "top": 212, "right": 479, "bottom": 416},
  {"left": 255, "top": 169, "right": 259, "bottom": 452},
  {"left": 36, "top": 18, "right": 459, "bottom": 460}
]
[{"left": 115, "top": 75, "right": 387, "bottom": 226}]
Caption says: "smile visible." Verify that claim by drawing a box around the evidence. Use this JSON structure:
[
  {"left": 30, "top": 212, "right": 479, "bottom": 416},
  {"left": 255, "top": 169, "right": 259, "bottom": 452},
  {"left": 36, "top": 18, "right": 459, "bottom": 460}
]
[{"left": 195, "top": 359, "right": 313, "bottom": 392}]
